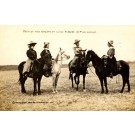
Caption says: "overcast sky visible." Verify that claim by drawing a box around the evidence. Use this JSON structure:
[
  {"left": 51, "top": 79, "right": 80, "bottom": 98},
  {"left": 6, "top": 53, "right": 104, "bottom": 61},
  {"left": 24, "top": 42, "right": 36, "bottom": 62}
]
[{"left": 0, "top": 25, "right": 135, "bottom": 65}]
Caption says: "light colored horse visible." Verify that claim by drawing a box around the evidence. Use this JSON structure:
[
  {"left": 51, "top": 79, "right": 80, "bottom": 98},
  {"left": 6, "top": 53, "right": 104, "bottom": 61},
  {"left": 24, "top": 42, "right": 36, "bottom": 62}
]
[{"left": 52, "top": 48, "right": 70, "bottom": 93}]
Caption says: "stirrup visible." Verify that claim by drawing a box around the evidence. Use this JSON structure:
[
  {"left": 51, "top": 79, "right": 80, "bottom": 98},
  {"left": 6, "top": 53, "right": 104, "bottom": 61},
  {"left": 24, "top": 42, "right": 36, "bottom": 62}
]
[
  {"left": 23, "top": 72, "right": 28, "bottom": 77},
  {"left": 29, "top": 73, "right": 33, "bottom": 78},
  {"left": 109, "top": 73, "right": 113, "bottom": 78}
]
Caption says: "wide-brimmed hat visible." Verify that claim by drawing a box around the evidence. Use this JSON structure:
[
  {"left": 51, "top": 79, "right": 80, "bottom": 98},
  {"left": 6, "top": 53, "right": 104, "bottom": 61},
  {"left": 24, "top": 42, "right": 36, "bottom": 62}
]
[
  {"left": 44, "top": 42, "right": 50, "bottom": 48},
  {"left": 74, "top": 39, "right": 80, "bottom": 44},
  {"left": 108, "top": 40, "right": 114, "bottom": 47},
  {"left": 28, "top": 41, "right": 37, "bottom": 47}
]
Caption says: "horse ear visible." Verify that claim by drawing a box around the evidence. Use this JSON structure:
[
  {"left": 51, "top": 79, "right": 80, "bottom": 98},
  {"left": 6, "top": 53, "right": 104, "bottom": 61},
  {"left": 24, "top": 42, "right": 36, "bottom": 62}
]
[{"left": 60, "top": 47, "right": 61, "bottom": 50}]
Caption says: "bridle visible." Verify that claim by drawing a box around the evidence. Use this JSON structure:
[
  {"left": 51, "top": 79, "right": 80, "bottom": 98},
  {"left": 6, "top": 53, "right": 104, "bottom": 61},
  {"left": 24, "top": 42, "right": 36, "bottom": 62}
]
[{"left": 57, "top": 50, "right": 70, "bottom": 61}]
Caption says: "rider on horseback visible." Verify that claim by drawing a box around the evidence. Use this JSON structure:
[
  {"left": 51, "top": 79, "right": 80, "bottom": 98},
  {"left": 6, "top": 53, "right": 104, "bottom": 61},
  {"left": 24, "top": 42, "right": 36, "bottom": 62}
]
[
  {"left": 40, "top": 42, "right": 53, "bottom": 76},
  {"left": 23, "top": 41, "right": 37, "bottom": 77},
  {"left": 107, "top": 40, "right": 117, "bottom": 78},
  {"left": 70, "top": 39, "right": 82, "bottom": 68},
  {"left": 70, "top": 39, "right": 88, "bottom": 73}
]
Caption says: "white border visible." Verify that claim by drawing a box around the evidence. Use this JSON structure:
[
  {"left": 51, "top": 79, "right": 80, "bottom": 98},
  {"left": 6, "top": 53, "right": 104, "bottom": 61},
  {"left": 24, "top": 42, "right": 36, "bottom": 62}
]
[{"left": 0, "top": 0, "right": 135, "bottom": 135}]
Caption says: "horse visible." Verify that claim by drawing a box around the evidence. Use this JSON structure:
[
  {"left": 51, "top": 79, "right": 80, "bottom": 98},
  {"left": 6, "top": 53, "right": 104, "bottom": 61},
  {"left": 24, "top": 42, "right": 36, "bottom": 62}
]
[
  {"left": 51, "top": 48, "right": 70, "bottom": 93},
  {"left": 18, "top": 53, "right": 52, "bottom": 96},
  {"left": 68, "top": 50, "right": 88, "bottom": 91},
  {"left": 86, "top": 50, "right": 130, "bottom": 94}
]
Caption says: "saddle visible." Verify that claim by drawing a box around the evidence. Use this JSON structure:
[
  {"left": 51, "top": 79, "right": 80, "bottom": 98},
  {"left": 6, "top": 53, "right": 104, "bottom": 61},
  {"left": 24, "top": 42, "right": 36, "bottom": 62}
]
[
  {"left": 101, "top": 55, "right": 122, "bottom": 73},
  {"left": 70, "top": 57, "right": 81, "bottom": 69},
  {"left": 24, "top": 62, "right": 34, "bottom": 78},
  {"left": 101, "top": 55, "right": 108, "bottom": 68},
  {"left": 43, "top": 63, "right": 52, "bottom": 77}
]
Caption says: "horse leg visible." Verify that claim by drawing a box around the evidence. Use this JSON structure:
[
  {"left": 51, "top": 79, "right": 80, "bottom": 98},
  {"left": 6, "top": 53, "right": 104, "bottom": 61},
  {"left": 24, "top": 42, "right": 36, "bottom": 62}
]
[
  {"left": 83, "top": 74, "right": 86, "bottom": 92},
  {"left": 76, "top": 75, "right": 80, "bottom": 91},
  {"left": 99, "top": 77, "right": 104, "bottom": 94},
  {"left": 71, "top": 74, "right": 74, "bottom": 88},
  {"left": 120, "top": 75, "right": 126, "bottom": 93},
  {"left": 38, "top": 76, "right": 42, "bottom": 95},
  {"left": 55, "top": 74, "right": 60, "bottom": 93},
  {"left": 127, "top": 79, "right": 130, "bottom": 92},
  {"left": 52, "top": 75, "right": 56, "bottom": 93},
  {"left": 74, "top": 75, "right": 77, "bottom": 84},
  {"left": 33, "top": 78, "right": 37, "bottom": 96},
  {"left": 104, "top": 77, "right": 108, "bottom": 94},
  {"left": 70, "top": 70, "right": 74, "bottom": 88},
  {"left": 21, "top": 77, "right": 27, "bottom": 93}
]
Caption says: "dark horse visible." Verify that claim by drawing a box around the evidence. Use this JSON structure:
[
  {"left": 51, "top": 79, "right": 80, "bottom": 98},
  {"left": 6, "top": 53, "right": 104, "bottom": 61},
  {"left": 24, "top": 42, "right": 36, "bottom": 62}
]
[
  {"left": 86, "top": 50, "right": 130, "bottom": 94},
  {"left": 68, "top": 50, "right": 88, "bottom": 91},
  {"left": 18, "top": 54, "right": 52, "bottom": 96}
]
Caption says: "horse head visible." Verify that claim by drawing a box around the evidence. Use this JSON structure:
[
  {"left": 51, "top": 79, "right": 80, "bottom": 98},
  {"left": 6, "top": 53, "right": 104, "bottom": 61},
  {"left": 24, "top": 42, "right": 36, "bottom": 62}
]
[
  {"left": 86, "top": 50, "right": 95, "bottom": 63},
  {"left": 59, "top": 48, "right": 70, "bottom": 61},
  {"left": 79, "top": 49, "right": 87, "bottom": 68}
]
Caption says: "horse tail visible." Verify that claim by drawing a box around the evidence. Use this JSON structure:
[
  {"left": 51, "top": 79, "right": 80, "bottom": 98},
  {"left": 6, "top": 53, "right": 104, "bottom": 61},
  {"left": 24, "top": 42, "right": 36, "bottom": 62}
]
[
  {"left": 126, "top": 63, "right": 130, "bottom": 80},
  {"left": 18, "top": 61, "right": 26, "bottom": 83},
  {"left": 126, "top": 64, "right": 130, "bottom": 77},
  {"left": 120, "top": 60, "right": 130, "bottom": 80}
]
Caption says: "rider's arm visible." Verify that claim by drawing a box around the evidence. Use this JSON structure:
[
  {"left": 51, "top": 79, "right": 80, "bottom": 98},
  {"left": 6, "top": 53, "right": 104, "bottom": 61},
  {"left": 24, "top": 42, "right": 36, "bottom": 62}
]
[
  {"left": 73, "top": 47, "right": 77, "bottom": 54},
  {"left": 73, "top": 47, "right": 82, "bottom": 55},
  {"left": 34, "top": 51, "right": 37, "bottom": 59},
  {"left": 40, "top": 50, "right": 44, "bottom": 58},
  {"left": 26, "top": 50, "right": 32, "bottom": 59}
]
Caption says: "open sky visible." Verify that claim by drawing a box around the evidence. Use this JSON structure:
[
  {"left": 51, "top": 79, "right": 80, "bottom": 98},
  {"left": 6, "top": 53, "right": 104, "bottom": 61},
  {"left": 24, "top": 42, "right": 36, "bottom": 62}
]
[{"left": 0, "top": 25, "right": 135, "bottom": 65}]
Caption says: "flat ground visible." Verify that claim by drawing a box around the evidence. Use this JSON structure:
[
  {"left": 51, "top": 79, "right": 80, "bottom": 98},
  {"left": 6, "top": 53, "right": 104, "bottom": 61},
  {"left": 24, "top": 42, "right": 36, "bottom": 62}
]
[{"left": 0, "top": 63, "right": 135, "bottom": 111}]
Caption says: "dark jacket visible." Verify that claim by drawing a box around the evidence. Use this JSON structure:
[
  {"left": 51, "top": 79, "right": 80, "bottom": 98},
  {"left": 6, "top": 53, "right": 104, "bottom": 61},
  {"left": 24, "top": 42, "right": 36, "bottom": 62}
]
[
  {"left": 40, "top": 49, "right": 52, "bottom": 59},
  {"left": 27, "top": 49, "right": 37, "bottom": 60}
]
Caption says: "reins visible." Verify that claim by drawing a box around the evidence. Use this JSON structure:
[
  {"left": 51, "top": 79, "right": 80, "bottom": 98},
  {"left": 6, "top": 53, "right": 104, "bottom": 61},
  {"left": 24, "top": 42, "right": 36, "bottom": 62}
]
[
  {"left": 54, "top": 51, "right": 69, "bottom": 62},
  {"left": 88, "top": 66, "right": 97, "bottom": 76}
]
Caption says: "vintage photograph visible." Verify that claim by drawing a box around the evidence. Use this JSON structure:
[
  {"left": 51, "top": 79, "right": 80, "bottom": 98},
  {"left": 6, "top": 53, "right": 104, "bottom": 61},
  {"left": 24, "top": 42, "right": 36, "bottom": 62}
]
[{"left": 0, "top": 25, "right": 135, "bottom": 110}]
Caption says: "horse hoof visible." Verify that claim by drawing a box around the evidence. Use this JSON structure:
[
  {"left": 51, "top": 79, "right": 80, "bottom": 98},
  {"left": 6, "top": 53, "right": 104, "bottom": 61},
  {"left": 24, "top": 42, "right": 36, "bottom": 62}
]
[
  {"left": 33, "top": 92, "right": 37, "bottom": 96},
  {"left": 22, "top": 91, "right": 26, "bottom": 93},
  {"left": 55, "top": 91, "right": 58, "bottom": 93},
  {"left": 101, "top": 91, "right": 104, "bottom": 94},
  {"left": 106, "top": 91, "right": 108, "bottom": 94},
  {"left": 52, "top": 91, "right": 56, "bottom": 94},
  {"left": 38, "top": 92, "right": 41, "bottom": 95},
  {"left": 120, "top": 91, "right": 123, "bottom": 93}
]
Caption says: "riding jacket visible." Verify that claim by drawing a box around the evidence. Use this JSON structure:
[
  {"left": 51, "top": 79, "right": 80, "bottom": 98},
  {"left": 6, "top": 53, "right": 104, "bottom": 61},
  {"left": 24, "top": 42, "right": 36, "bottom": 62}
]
[
  {"left": 40, "top": 48, "right": 52, "bottom": 59},
  {"left": 26, "top": 48, "right": 37, "bottom": 60},
  {"left": 73, "top": 46, "right": 82, "bottom": 56}
]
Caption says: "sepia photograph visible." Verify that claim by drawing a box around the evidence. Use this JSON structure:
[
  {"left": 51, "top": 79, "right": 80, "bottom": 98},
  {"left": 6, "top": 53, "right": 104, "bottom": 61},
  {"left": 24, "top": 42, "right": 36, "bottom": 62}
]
[
  {"left": 1, "top": 1, "right": 135, "bottom": 135},
  {"left": 0, "top": 25, "right": 135, "bottom": 111}
]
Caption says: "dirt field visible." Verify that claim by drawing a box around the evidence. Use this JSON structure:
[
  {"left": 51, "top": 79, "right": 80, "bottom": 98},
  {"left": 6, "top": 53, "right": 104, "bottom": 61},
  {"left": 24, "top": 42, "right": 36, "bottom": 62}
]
[{"left": 0, "top": 63, "right": 135, "bottom": 111}]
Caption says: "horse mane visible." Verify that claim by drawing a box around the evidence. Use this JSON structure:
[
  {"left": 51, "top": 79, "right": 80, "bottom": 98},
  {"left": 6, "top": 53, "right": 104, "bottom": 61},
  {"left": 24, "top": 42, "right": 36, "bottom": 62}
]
[
  {"left": 91, "top": 50, "right": 99, "bottom": 57},
  {"left": 87, "top": 50, "right": 102, "bottom": 68}
]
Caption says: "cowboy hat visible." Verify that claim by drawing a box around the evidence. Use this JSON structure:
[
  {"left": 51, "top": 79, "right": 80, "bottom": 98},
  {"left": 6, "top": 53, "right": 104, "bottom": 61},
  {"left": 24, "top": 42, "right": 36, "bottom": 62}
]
[
  {"left": 28, "top": 41, "right": 37, "bottom": 46},
  {"left": 74, "top": 39, "right": 80, "bottom": 44},
  {"left": 108, "top": 40, "right": 114, "bottom": 47},
  {"left": 44, "top": 42, "right": 50, "bottom": 48}
]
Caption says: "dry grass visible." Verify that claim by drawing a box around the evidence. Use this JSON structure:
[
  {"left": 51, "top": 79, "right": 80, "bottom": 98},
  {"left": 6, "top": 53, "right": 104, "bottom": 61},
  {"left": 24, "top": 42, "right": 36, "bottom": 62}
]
[{"left": 0, "top": 63, "right": 135, "bottom": 111}]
